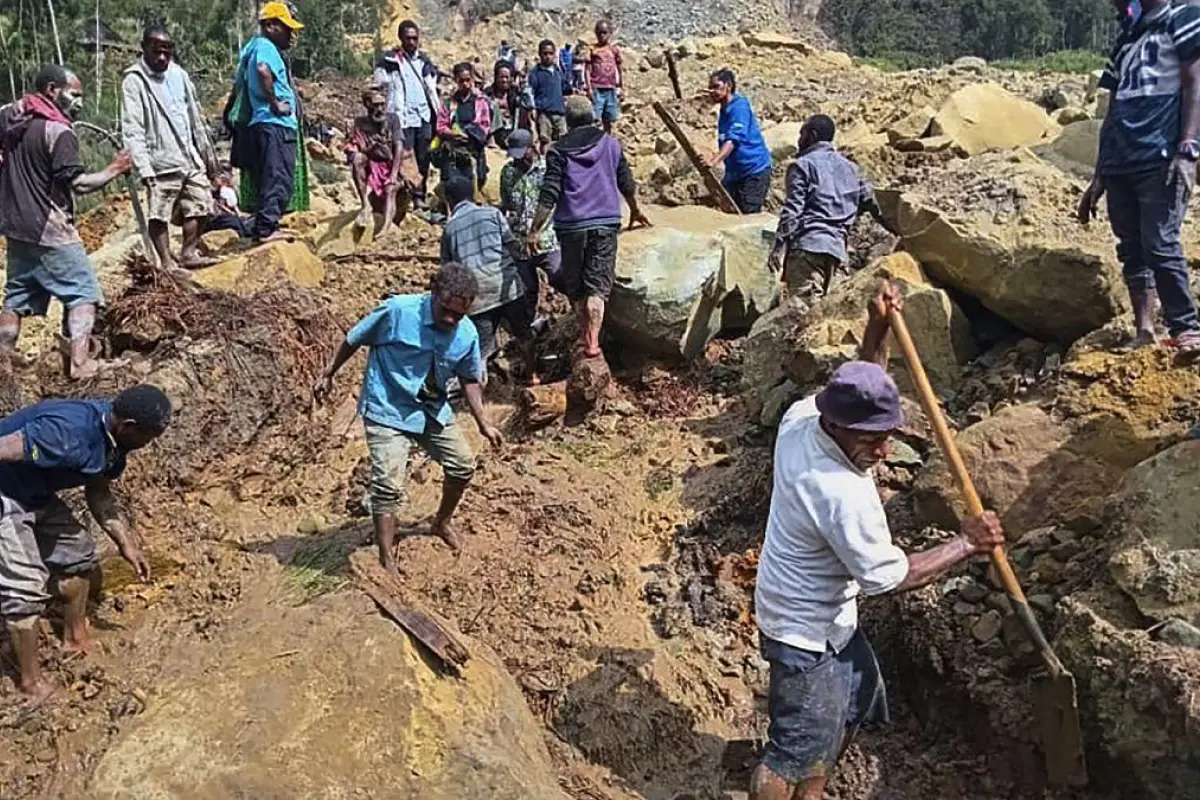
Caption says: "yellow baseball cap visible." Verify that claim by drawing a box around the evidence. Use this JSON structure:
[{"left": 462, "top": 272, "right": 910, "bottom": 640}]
[{"left": 259, "top": 2, "right": 304, "bottom": 30}]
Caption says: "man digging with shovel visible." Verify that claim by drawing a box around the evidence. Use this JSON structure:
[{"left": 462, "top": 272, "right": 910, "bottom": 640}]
[{"left": 751, "top": 282, "right": 1006, "bottom": 800}]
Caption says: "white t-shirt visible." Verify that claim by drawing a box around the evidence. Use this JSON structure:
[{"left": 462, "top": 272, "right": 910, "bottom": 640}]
[{"left": 755, "top": 395, "right": 909, "bottom": 653}]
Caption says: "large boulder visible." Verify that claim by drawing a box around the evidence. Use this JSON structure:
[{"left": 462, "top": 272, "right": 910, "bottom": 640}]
[
  {"left": 1108, "top": 440, "right": 1200, "bottom": 625},
  {"left": 88, "top": 586, "right": 567, "bottom": 799},
  {"left": 761, "top": 121, "right": 803, "bottom": 162},
  {"left": 742, "top": 252, "right": 975, "bottom": 425},
  {"left": 876, "top": 153, "right": 1126, "bottom": 343},
  {"left": 929, "top": 84, "right": 1057, "bottom": 156},
  {"left": 1036, "top": 119, "right": 1101, "bottom": 176},
  {"left": 884, "top": 105, "right": 936, "bottom": 144},
  {"left": 912, "top": 404, "right": 1125, "bottom": 538},
  {"left": 607, "top": 206, "right": 778, "bottom": 359}
]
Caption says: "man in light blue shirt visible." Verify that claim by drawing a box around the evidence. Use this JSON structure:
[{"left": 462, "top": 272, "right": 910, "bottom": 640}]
[
  {"left": 314, "top": 263, "right": 504, "bottom": 573},
  {"left": 232, "top": 2, "right": 301, "bottom": 241}
]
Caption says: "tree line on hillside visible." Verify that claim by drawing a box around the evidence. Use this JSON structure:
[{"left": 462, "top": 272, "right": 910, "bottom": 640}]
[
  {"left": 818, "top": 0, "right": 1119, "bottom": 65},
  {"left": 0, "top": 0, "right": 387, "bottom": 113}
]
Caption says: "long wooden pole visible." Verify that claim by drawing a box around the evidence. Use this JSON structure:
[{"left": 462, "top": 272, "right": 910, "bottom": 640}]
[{"left": 651, "top": 100, "right": 741, "bottom": 215}]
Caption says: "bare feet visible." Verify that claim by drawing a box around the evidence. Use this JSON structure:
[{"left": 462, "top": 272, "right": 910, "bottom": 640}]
[
  {"left": 431, "top": 517, "right": 462, "bottom": 551},
  {"left": 1130, "top": 329, "right": 1157, "bottom": 348},
  {"left": 18, "top": 677, "right": 55, "bottom": 707},
  {"left": 177, "top": 255, "right": 221, "bottom": 270},
  {"left": 61, "top": 631, "right": 98, "bottom": 657},
  {"left": 353, "top": 207, "right": 373, "bottom": 231}
]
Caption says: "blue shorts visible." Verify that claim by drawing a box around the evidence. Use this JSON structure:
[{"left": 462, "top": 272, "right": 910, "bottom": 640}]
[
  {"left": 592, "top": 88, "right": 620, "bottom": 123},
  {"left": 3, "top": 239, "right": 103, "bottom": 317},
  {"left": 760, "top": 629, "right": 889, "bottom": 784}
]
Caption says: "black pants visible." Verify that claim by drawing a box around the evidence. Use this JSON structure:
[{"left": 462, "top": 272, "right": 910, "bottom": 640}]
[
  {"left": 402, "top": 122, "right": 433, "bottom": 201},
  {"left": 249, "top": 123, "right": 297, "bottom": 238},
  {"left": 727, "top": 169, "right": 772, "bottom": 214}
]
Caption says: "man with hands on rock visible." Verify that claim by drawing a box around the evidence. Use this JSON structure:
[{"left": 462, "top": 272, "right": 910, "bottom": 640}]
[{"left": 751, "top": 282, "right": 1006, "bottom": 800}]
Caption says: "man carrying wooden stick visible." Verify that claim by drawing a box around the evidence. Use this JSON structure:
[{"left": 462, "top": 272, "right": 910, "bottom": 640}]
[{"left": 752, "top": 282, "right": 1005, "bottom": 800}]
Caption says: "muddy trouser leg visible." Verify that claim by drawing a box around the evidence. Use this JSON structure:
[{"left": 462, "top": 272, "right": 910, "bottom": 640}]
[
  {"left": 413, "top": 415, "right": 477, "bottom": 484},
  {"left": 35, "top": 497, "right": 98, "bottom": 646},
  {"left": 0, "top": 499, "right": 51, "bottom": 623},
  {"left": 1127, "top": 165, "right": 1199, "bottom": 337},
  {"left": 364, "top": 421, "right": 415, "bottom": 517},
  {"left": 413, "top": 122, "right": 433, "bottom": 202},
  {"left": 364, "top": 421, "right": 415, "bottom": 566}
]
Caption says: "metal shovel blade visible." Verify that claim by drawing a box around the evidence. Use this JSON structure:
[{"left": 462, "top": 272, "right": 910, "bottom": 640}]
[{"left": 1033, "top": 669, "right": 1088, "bottom": 787}]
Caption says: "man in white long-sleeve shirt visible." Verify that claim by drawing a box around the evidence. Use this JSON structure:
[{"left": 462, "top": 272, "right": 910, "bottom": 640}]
[{"left": 751, "top": 282, "right": 1006, "bottom": 800}]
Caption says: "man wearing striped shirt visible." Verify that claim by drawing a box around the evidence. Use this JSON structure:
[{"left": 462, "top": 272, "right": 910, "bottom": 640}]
[{"left": 1078, "top": 0, "right": 1200, "bottom": 355}]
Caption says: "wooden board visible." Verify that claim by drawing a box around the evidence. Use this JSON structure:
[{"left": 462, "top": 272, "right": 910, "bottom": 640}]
[
  {"left": 664, "top": 50, "right": 682, "bottom": 100},
  {"left": 350, "top": 550, "right": 470, "bottom": 676},
  {"left": 651, "top": 101, "right": 741, "bottom": 215}
]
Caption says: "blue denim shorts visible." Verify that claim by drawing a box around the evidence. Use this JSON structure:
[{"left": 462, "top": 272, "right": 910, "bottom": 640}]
[
  {"left": 592, "top": 88, "right": 620, "bottom": 122},
  {"left": 760, "top": 629, "right": 889, "bottom": 784},
  {"left": 3, "top": 239, "right": 103, "bottom": 317}
]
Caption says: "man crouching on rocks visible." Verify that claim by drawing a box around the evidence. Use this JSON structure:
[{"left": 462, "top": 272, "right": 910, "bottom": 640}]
[
  {"left": 751, "top": 282, "right": 1005, "bottom": 800},
  {"left": 314, "top": 263, "right": 504, "bottom": 573},
  {"left": 0, "top": 384, "right": 171, "bottom": 704}
]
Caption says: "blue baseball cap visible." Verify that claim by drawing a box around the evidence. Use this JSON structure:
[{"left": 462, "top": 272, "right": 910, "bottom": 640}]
[{"left": 815, "top": 361, "right": 904, "bottom": 432}]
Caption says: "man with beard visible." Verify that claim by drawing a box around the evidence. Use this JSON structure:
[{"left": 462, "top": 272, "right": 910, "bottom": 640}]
[
  {"left": 347, "top": 87, "right": 408, "bottom": 235},
  {"left": 121, "top": 24, "right": 220, "bottom": 271},
  {"left": 0, "top": 65, "right": 132, "bottom": 379}
]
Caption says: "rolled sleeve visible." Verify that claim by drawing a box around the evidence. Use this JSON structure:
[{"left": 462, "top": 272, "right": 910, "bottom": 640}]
[
  {"left": 720, "top": 103, "right": 753, "bottom": 146},
  {"left": 821, "top": 493, "right": 909, "bottom": 596}
]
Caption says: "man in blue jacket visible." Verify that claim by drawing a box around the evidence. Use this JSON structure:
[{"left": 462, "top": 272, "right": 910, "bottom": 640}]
[{"left": 705, "top": 69, "right": 773, "bottom": 213}]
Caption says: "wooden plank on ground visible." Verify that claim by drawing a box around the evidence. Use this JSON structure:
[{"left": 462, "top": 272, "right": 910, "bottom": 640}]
[
  {"left": 651, "top": 101, "right": 741, "bottom": 215},
  {"left": 349, "top": 550, "right": 470, "bottom": 676}
]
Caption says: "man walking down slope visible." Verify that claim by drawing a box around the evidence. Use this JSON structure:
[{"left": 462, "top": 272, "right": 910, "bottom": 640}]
[{"left": 1078, "top": 0, "right": 1200, "bottom": 355}]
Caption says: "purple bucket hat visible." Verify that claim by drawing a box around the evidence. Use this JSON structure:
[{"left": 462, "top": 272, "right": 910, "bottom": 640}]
[{"left": 815, "top": 361, "right": 904, "bottom": 432}]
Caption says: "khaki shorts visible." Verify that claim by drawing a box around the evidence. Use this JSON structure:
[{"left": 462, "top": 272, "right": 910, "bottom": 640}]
[
  {"left": 147, "top": 172, "right": 213, "bottom": 224},
  {"left": 364, "top": 417, "right": 476, "bottom": 515}
]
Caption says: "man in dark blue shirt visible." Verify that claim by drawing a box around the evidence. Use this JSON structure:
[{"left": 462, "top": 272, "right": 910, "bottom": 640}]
[
  {"left": 0, "top": 384, "right": 171, "bottom": 703},
  {"left": 705, "top": 69, "right": 773, "bottom": 213},
  {"left": 528, "top": 39, "right": 569, "bottom": 145},
  {"left": 1079, "top": 0, "right": 1200, "bottom": 355}
]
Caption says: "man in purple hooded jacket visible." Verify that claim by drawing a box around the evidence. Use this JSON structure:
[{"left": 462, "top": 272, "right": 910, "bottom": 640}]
[{"left": 529, "top": 95, "right": 650, "bottom": 359}]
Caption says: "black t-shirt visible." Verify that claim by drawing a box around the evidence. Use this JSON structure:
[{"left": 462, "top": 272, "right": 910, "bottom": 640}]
[{"left": 0, "top": 108, "right": 84, "bottom": 246}]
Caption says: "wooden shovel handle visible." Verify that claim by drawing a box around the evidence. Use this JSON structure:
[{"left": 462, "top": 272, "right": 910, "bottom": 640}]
[{"left": 887, "top": 308, "right": 1068, "bottom": 676}]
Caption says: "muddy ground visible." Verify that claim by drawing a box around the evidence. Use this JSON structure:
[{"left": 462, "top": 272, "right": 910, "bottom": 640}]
[{"left": 0, "top": 216, "right": 1124, "bottom": 799}]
